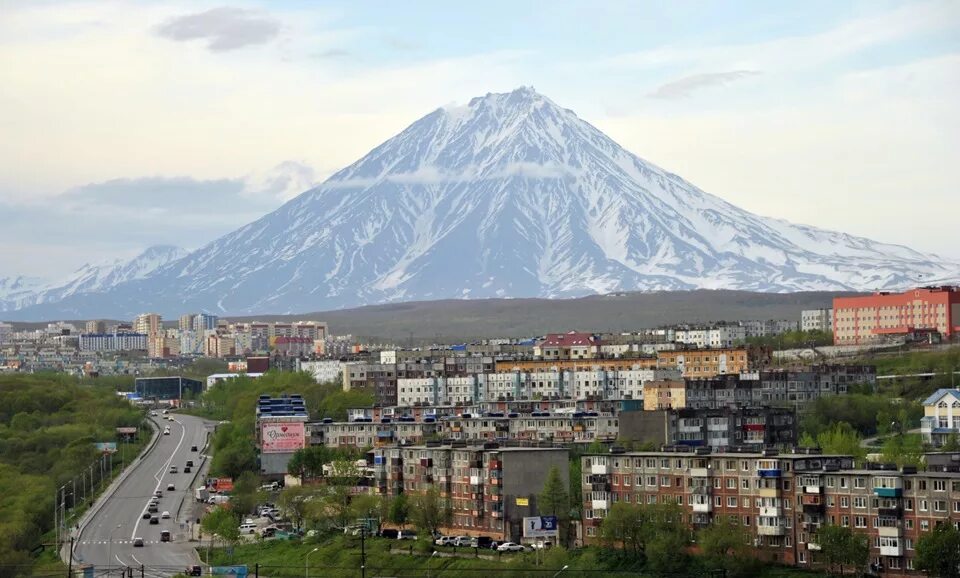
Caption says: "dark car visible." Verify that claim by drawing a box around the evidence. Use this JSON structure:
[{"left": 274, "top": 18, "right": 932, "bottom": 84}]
[
  {"left": 190, "top": 445, "right": 198, "bottom": 452},
  {"left": 186, "top": 460, "right": 194, "bottom": 467},
  {"left": 149, "top": 516, "right": 159, "bottom": 525},
  {"left": 186, "top": 566, "right": 202, "bottom": 576},
  {"left": 184, "top": 466, "right": 191, "bottom": 473},
  {"left": 380, "top": 529, "right": 399, "bottom": 539},
  {"left": 160, "top": 530, "right": 171, "bottom": 542},
  {"left": 148, "top": 504, "right": 158, "bottom": 513},
  {"left": 133, "top": 537, "right": 144, "bottom": 547},
  {"left": 167, "top": 484, "right": 175, "bottom": 491},
  {"left": 142, "top": 511, "right": 151, "bottom": 519}
]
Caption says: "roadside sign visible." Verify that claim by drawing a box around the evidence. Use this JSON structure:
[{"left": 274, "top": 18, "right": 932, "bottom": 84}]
[
  {"left": 523, "top": 516, "right": 559, "bottom": 538},
  {"left": 211, "top": 566, "right": 247, "bottom": 577}
]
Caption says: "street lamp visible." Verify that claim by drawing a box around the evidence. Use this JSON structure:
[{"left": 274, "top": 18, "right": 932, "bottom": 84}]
[
  {"left": 107, "top": 524, "right": 122, "bottom": 577},
  {"left": 427, "top": 551, "right": 438, "bottom": 578},
  {"left": 553, "top": 565, "right": 569, "bottom": 577},
  {"left": 305, "top": 547, "right": 319, "bottom": 578}
]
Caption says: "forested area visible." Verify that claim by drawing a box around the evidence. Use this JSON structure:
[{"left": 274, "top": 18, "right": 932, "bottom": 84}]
[{"left": 0, "top": 374, "right": 145, "bottom": 576}]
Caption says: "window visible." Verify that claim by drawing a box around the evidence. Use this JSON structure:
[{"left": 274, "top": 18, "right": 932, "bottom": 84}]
[
  {"left": 727, "top": 497, "right": 738, "bottom": 507},
  {"left": 921, "top": 500, "right": 929, "bottom": 512},
  {"left": 840, "top": 497, "right": 849, "bottom": 508},
  {"left": 935, "top": 500, "right": 947, "bottom": 512},
  {"left": 855, "top": 516, "right": 867, "bottom": 528},
  {"left": 934, "top": 480, "right": 947, "bottom": 492},
  {"left": 921, "top": 520, "right": 930, "bottom": 531}
]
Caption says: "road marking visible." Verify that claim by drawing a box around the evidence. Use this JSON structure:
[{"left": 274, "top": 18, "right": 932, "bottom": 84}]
[{"left": 132, "top": 417, "right": 186, "bottom": 540}]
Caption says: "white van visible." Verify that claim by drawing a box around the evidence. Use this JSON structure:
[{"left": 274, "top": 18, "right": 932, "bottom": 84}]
[{"left": 238, "top": 523, "right": 257, "bottom": 534}]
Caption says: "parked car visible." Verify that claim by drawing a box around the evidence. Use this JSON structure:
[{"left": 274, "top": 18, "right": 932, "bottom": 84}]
[
  {"left": 238, "top": 523, "right": 258, "bottom": 534},
  {"left": 434, "top": 536, "right": 454, "bottom": 546},
  {"left": 397, "top": 530, "right": 418, "bottom": 540},
  {"left": 185, "top": 566, "right": 202, "bottom": 576},
  {"left": 154, "top": 490, "right": 162, "bottom": 498},
  {"left": 530, "top": 541, "right": 552, "bottom": 550},
  {"left": 150, "top": 411, "right": 157, "bottom": 416},
  {"left": 470, "top": 536, "right": 494, "bottom": 549},
  {"left": 260, "top": 482, "right": 280, "bottom": 492},
  {"left": 453, "top": 536, "right": 471, "bottom": 547},
  {"left": 133, "top": 537, "right": 144, "bottom": 547},
  {"left": 162, "top": 410, "right": 168, "bottom": 414},
  {"left": 381, "top": 529, "right": 400, "bottom": 540},
  {"left": 160, "top": 530, "right": 171, "bottom": 542},
  {"left": 497, "top": 542, "right": 524, "bottom": 552}
]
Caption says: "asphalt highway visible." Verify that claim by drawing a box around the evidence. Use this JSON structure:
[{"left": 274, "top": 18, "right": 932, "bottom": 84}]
[{"left": 72, "top": 413, "right": 216, "bottom": 577}]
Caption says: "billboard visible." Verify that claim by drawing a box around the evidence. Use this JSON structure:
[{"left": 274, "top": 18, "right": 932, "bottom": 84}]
[
  {"left": 94, "top": 442, "right": 117, "bottom": 453},
  {"left": 260, "top": 421, "right": 306, "bottom": 453},
  {"left": 523, "top": 516, "right": 559, "bottom": 538},
  {"left": 211, "top": 567, "right": 248, "bottom": 577}
]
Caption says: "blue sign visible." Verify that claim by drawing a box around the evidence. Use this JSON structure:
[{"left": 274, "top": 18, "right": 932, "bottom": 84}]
[
  {"left": 541, "top": 516, "right": 558, "bottom": 531},
  {"left": 211, "top": 566, "right": 248, "bottom": 577},
  {"left": 523, "top": 516, "right": 559, "bottom": 537}
]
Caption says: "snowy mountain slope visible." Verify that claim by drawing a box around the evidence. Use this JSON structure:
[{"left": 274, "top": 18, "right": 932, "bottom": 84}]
[
  {"left": 0, "top": 245, "right": 187, "bottom": 313},
  {"left": 4, "top": 87, "right": 957, "bottom": 320}
]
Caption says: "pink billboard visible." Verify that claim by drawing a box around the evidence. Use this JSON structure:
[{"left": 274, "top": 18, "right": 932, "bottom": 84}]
[{"left": 260, "top": 421, "right": 306, "bottom": 453}]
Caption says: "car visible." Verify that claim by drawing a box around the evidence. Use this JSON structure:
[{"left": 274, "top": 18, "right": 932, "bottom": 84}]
[
  {"left": 160, "top": 530, "right": 171, "bottom": 543},
  {"left": 162, "top": 410, "right": 168, "bottom": 414},
  {"left": 470, "top": 536, "right": 494, "bottom": 549},
  {"left": 184, "top": 466, "right": 191, "bottom": 473},
  {"left": 530, "top": 541, "right": 552, "bottom": 550},
  {"left": 148, "top": 504, "right": 158, "bottom": 513},
  {"left": 154, "top": 490, "right": 162, "bottom": 497},
  {"left": 163, "top": 429, "right": 170, "bottom": 436},
  {"left": 186, "top": 460, "right": 194, "bottom": 467},
  {"left": 150, "top": 411, "right": 157, "bottom": 416},
  {"left": 133, "top": 537, "right": 144, "bottom": 547},
  {"left": 161, "top": 511, "right": 171, "bottom": 519},
  {"left": 149, "top": 516, "right": 159, "bottom": 525},
  {"left": 238, "top": 523, "right": 257, "bottom": 534},
  {"left": 167, "top": 484, "right": 175, "bottom": 491},
  {"left": 185, "top": 567, "right": 202, "bottom": 577},
  {"left": 452, "top": 536, "right": 470, "bottom": 547},
  {"left": 170, "top": 466, "right": 178, "bottom": 474},
  {"left": 397, "top": 530, "right": 418, "bottom": 540},
  {"left": 259, "top": 525, "right": 281, "bottom": 538},
  {"left": 497, "top": 542, "right": 524, "bottom": 552},
  {"left": 142, "top": 511, "right": 151, "bottom": 519},
  {"left": 434, "top": 536, "right": 455, "bottom": 546},
  {"left": 191, "top": 445, "right": 198, "bottom": 452},
  {"left": 260, "top": 482, "right": 279, "bottom": 491}
]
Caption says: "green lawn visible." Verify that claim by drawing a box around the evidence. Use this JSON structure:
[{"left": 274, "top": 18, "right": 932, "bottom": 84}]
[{"left": 201, "top": 534, "right": 830, "bottom": 578}]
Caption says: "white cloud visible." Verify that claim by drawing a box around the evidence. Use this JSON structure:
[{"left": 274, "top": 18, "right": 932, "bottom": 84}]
[
  {"left": 155, "top": 7, "right": 280, "bottom": 51},
  {"left": 328, "top": 161, "right": 578, "bottom": 188},
  {"left": 648, "top": 70, "right": 760, "bottom": 99}
]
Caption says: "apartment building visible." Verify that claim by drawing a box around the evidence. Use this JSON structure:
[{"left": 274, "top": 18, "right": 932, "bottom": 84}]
[
  {"left": 657, "top": 346, "right": 771, "bottom": 378},
  {"left": 309, "top": 420, "right": 439, "bottom": 448},
  {"left": 619, "top": 407, "right": 797, "bottom": 449},
  {"left": 535, "top": 332, "right": 601, "bottom": 360},
  {"left": 148, "top": 334, "right": 181, "bottom": 358},
  {"left": 342, "top": 362, "right": 398, "bottom": 406},
  {"left": 372, "top": 443, "right": 569, "bottom": 542},
  {"left": 833, "top": 286, "right": 960, "bottom": 345},
  {"left": 801, "top": 309, "right": 834, "bottom": 333},
  {"left": 441, "top": 414, "right": 619, "bottom": 444},
  {"left": 204, "top": 334, "right": 236, "bottom": 358},
  {"left": 921, "top": 389, "right": 960, "bottom": 446},
  {"left": 675, "top": 326, "right": 747, "bottom": 349},
  {"left": 132, "top": 313, "right": 162, "bottom": 336}
]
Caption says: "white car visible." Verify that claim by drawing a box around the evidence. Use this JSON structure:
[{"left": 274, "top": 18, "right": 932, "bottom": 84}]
[
  {"left": 453, "top": 536, "right": 471, "bottom": 547},
  {"left": 161, "top": 511, "right": 171, "bottom": 519},
  {"left": 434, "top": 536, "right": 455, "bottom": 546},
  {"left": 238, "top": 523, "right": 258, "bottom": 534},
  {"left": 497, "top": 542, "right": 524, "bottom": 552}
]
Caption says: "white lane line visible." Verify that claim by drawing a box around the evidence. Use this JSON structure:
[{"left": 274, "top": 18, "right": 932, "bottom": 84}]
[{"left": 132, "top": 417, "right": 186, "bottom": 540}]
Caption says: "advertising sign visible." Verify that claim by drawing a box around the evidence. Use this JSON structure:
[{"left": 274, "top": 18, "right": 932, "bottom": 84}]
[
  {"left": 515, "top": 497, "right": 529, "bottom": 506},
  {"left": 523, "top": 516, "right": 559, "bottom": 538},
  {"left": 211, "top": 566, "right": 248, "bottom": 577},
  {"left": 260, "top": 421, "right": 306, "bottom": 453},
  {"left": 94, "top": 442, "right": 117, "bottom": 453}
]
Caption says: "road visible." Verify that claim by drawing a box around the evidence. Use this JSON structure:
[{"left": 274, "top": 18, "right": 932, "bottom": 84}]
[
  {"left": 72, "top": 413, "right": 216, "bottom": 577},
  {"left": 860, "top": 428, "right": 922, "bottom": 448}
]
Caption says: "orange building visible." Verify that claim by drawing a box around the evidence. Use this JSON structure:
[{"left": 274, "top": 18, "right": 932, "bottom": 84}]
[
  {"left": 656, "top": 346, "right": 770, "bottom": 378},
  {"left": 833, "top": 286, "right": 960, "bottom": 345},
  {"left": 494, "top": 357, "right": 657, "bottom": 373}
]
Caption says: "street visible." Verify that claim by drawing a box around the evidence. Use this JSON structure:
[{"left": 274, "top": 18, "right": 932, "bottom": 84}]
[{"left": 71, "top": 413, "right": 216, "bottom": 577}]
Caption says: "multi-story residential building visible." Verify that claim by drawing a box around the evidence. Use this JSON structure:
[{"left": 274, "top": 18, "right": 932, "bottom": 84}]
[
  {"left": 133, "top": 313, "right": 162, "bottom": 336},
  {"left": 274, "top": 336, "right": 315, "bottom": 357},
  {"left": 191, "top": 313, "right": 218, "bottom": 332},
  {"left": 535, "top": 332, "right": 601, "bottom": 360},
  {"left": 298, "top": 359, "right": 343, "bottom": 385},
  {"left": 643, "top": 380, "right": 686, "bottom": 410},
  {"left": 79, "top": 333, "right": 148, "bottom": 352},
  {"left": 148, "top": 334, "right": 181, "bottom": 358},
  {"left": 178, "top": 314, "right": 195, "bottom": 332},
  {"left": 84, "top": 320, "right": 107, "bottom": 334},
  {"left": 342, "top": 362, "right": 398, "bottom": 406},
  {"left": 833, "top": 286, "right": 960, "bottom": 345},
  {"left": 495, "top": 358, "right": 659, "bottom": 373},
  {"left": 309, "top": 420, "right": 440, "bottom": 448},
  {"left": 675, "top": 325, "right": 747, "bottom": 348},
  {"left": 619, "top": 407, "right": 797, "bottom": 449},
  {"left": 0, "top": 322, "right": 12, "bottom": 345},
  {"left": 204, "top": 334, "right": 236, "bottom": 358},
  {"left": 657, "top": 346, "right": 771, "bottom": 378},
  {"left": 372, "top": 443, "right": 569, "bottom": 542},
  {"left": 801, "top": 309, "right": 834, "bottom": 333},
  {"left": 921, "top": 389, "right": 960, "bottom": 446},
  {"left": 740, "top": 320, "right": 799, "bottom": 338}
]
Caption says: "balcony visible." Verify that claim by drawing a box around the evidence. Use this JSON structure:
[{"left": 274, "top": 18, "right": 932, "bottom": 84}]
[
  {"left": 689, "top": 467, "right": 710, "bottom": 478},
  {"left": 880, "top": 544, "right": 904, "bottom": 557},
  {"left": 878, "top": 506, "right": 902, "bottom": 518},
  {"left": 692, "top": 502, "right": 712, "bottom": 513},
  {"left": 759, "top": 506, "right": 782, "bottom": 517},
  {"left": 590, "top": 482, "right": 611, "bottom": 492},
  {"left": 801, "top": 495, "right": 822, "bottom": 506},
  {"left": 874, "top": 488, "right": 903, "bottom": 498},
  {"left": 877, "top": 525, "right": 902, "bottom": 538},
  {"left": 592, "top": 499, "right": 609, "bottom": 510},
  {"left": 807, "top": 542, "right": 822, "bottom": 551},
  {"left": 757, "top": 468, "right": 782, "bottom": 478},
  {"left": 758, "top": 487, "right": 780, "bottom": 498},
  {"left": 757, "top": 525, "right": 786, "bottom": 536},
  {"left": 803, "top": 485, "right": 821, "bottom": 494},
  {"left": 470, "top": 476, "right": 482, "bottom": 486},
  {"left": 591, "top": 464, "right": 610, "bottom": 475}
]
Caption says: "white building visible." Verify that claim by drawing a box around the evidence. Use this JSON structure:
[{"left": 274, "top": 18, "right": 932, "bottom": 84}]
[
  {"left": 801, "top": 309, "right": 833, "bottom": 333},
  {"left": 921, "top": 389, "right": 960, "bottom": 446},
  {"left": 398, "top": 377, "right": 444, "bottom": 406},
  {"left": 0, "top": 322, "right": 12, "bottom": 344},
  {"left": 298, "top": 359, "right": 343, "bottom": 385},
  {"left": 675, "top": 326, "right": 746, "bottom": 348},
  {"left": 179, "top": 331, "right": 204, "bottom": 355},
  {"left": 609, "top": 368, "right": 682, "bottom": 400}
]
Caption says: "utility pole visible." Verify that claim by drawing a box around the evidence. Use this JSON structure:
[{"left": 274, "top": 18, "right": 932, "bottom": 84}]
[
  {"left": 67, "top": 536, "right": 74, "bottom": 578},
  {"left": 360, "top": 527, "right": 366, "bottom": 578}
]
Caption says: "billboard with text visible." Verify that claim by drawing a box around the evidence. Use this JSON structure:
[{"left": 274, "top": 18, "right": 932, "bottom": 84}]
[
  {"left": 523, "top": 516, "right": 559, "bottom": 538},
  {"left": 260, "top": 421, "right": 305, "bottom": 453}
]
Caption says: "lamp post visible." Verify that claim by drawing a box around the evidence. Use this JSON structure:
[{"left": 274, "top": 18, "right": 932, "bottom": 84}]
[
  {"left": 107, "top": 524, "right": 122, "bottom": 577},
  {"left": 427, "top": 550, "right": 438, "bottom": 578},
  {"left": 305, "top": 547, "right": 319, "bottom": 578},
  {"left": 553, "top": 565, "right": 569, "bottom": 577}
]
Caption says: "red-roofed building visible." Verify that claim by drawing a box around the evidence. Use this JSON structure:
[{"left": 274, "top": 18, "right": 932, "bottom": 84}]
[{"left": 535, "top": 331, "right": 600, "bottom": 360}]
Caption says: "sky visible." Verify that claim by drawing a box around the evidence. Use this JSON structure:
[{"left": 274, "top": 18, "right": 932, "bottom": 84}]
[{"left": 1, "top": 0, "right": 958, "bottom": 279}]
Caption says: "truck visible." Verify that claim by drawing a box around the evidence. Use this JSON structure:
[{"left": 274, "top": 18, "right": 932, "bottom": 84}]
[{"left": 195, "top": 486, "right": 209, "bottom": 502}]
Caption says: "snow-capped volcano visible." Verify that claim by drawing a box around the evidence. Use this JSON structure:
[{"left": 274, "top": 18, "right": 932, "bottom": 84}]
[{"left": 4, "top": 87, "right": 957, "bottom": 319}]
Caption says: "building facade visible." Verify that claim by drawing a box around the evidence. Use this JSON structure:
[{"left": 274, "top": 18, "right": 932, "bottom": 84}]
[
  {"left": 833, "top": 286, "right": 960, "bottom": 345},
  {"left": 801, "top": 309, "right": 834, "bottom": 333}
]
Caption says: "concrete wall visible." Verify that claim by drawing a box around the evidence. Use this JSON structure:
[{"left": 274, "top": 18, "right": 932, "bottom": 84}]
[
  {"left": 260, "top": 451, "right": 295, "bottom": 476},
  {"left": 499, "top": 448, "right": 569, "bottom": 542},
  {"left": 618, "top": 410, "right": 671, "bottom": 446}
]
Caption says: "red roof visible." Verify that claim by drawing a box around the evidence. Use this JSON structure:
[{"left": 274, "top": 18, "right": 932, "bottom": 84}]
[{"left": 540, "top": 331, "right": 598, "bottom": 347}]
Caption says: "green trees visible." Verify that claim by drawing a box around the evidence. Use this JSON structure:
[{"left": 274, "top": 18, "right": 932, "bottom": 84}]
[
  {"left": 230, "top": 471, "right": 266, "bottom": 517},
  {"left": 599, "top": 502, "right": 690, "bottom": 571},
  {"left": 388, "top": 494, "right": 409, "bottom": 526},
  {"left": 916, "top": 522, "right": 960, "bottom": 578},
  {"left": 814, "top": 422, "right": 866, "bottom": 461},
  {"left": 410, "top": 486, "right": 452, "bottom": 537},
  {"left": 698, "top": 518, "right": 760, "bottom": 578},
  {"left": 538, "top": 465, "right": 570, "bottom": 519},
  {"left": 880, "top": 433, "right": 924, "bottom": 468},
  {"left": 201, "top": 506, "right": 240, "bottom": 545},
  {"left": 814, "top": 525, "right": 869, "bottom": 576}
]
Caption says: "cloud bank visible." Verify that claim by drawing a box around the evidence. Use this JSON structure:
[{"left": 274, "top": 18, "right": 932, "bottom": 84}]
[{"left": 156, "top": 7, "right": 280, "bottom": 51}]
